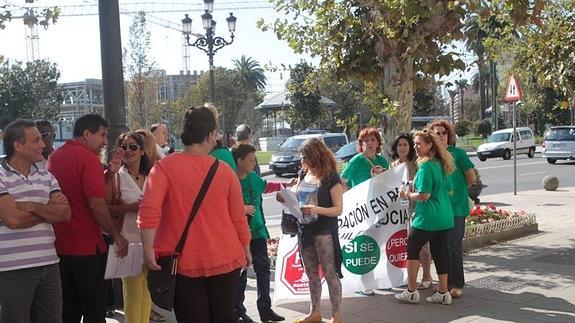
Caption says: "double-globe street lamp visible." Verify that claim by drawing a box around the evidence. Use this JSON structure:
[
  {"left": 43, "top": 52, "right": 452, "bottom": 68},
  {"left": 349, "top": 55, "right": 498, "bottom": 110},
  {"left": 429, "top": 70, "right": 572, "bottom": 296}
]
[{"left": 182, "top": 0, "right": 236, "bottom": 141}]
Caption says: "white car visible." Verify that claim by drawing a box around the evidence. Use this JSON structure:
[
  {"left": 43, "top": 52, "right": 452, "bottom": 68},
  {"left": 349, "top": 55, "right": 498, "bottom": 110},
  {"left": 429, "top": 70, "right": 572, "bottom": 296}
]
[
  {"left": 476, "top": 127, "right": 536, "bottom": 161},
  {"left": 542, "top": 126, "right": 575, "bottom": 164}
]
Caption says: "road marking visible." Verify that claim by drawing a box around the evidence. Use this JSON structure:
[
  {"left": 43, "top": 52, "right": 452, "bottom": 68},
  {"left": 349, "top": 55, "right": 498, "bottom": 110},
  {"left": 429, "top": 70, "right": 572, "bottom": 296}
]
[
  {"left": 477, "top": 161, "right": 546, "bottom": 170},
  {"left": 519, "top": 171, "right": 545, "bottom": 176}
]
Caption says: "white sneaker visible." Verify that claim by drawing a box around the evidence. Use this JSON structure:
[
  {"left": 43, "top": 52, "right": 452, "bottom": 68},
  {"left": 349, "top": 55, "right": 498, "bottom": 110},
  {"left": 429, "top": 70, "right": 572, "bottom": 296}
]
[
  {"left": 394, "top": 289, "right": 420, "bottom": 303},
  {"left": 426, "top": 291, "right": 452, "bottom": 305}
]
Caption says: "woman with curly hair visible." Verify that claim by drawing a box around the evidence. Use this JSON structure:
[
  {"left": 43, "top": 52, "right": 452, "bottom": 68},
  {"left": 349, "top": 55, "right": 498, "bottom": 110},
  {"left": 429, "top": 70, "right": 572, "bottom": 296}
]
[
  {"left": 429, "top": 119, "right": 476, "bottom": 298},
  {"left": 341, "top": 127, "right": 389, "bottom": 190},
  {"left": 395, "top": 130, "right": 455, "bottom": 305}
]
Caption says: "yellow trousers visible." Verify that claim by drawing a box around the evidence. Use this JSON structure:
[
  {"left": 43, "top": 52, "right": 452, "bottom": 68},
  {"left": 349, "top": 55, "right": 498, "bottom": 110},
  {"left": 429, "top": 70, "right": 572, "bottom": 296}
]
[{"left": 121, "top": 266, "right": 152, "bottom": 323}]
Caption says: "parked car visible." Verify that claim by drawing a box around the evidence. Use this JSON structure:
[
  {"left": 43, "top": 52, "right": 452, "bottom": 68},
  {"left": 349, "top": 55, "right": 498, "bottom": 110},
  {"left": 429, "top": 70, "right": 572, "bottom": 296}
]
[
  {"left": 542, "top": 126, "right": 575, "bottom": 164},
  {"left": 476, "top": 127, "right": 536, "bottom": 161},
  {"left": 270, "top": 133, "right": 348, "bottom": 176},
  {"left": 335, "top": 141, "right": 358, "bottom": 162}
]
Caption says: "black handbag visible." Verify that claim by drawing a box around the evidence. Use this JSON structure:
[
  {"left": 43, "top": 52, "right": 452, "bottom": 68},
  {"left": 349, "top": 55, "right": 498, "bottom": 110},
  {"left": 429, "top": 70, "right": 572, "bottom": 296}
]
[
  {"left": 281, "top": 210, "right": 299, "bottom": 236},
  {"left": 147, "top": 159, "right": 219, "bottom": 311}
]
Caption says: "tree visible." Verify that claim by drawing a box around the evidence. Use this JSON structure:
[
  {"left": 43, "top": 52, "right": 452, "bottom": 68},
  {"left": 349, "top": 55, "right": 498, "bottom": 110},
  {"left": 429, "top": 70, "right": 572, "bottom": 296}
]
[
  {"left": 287, "top": 62, "right": 322, "bottom": 131},
  {"left": 123, "top": 11, "right": 159, "bottom": 130},
  {"left": 513, "top": 0, "right": 575, "bottom": 121},
  {"left": 0, "top": 60, "right": 62, "bottom": 128},
  {"left": 233, "top": 55, "right": 267, "bottom": 91},
  {"left": 454, "top": 79, "right": 469, "bottom": 119},
  {"left": 259, "top": 0, "right": 542, "bottom": 144},
  {"left": 187, "top": 67, "right": 255, "bottom": 136}
]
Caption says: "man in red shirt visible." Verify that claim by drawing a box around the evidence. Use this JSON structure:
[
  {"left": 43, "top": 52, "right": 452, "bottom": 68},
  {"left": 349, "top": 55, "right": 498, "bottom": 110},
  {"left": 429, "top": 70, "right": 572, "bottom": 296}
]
[{"left": 48, "top": 114, "right": 128, "bottom": 323}]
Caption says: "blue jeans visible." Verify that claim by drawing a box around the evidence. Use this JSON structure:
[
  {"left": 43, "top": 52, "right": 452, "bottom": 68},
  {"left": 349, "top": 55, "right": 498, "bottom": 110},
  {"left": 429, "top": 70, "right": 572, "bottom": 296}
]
[
  {"left": 448, "top": 216, "right": 466, "bottom": 289},
  {"left": 0, "top": 263, "right": 62, "bottom": 323},
  {"left": 235, "top": 238, "right": 272, "bottom": 316}
]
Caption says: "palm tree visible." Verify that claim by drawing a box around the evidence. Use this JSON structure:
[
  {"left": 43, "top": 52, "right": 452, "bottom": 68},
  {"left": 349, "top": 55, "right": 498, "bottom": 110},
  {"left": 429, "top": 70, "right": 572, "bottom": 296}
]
[
  {"left": 455, "top": 79, "right": 469, "bottom": 120},
  {"left": 464, "top": 11, "right": 488, "bottom": 119},
  {"left": 233, "top": 55, "right": 267, "bottom": 91}
]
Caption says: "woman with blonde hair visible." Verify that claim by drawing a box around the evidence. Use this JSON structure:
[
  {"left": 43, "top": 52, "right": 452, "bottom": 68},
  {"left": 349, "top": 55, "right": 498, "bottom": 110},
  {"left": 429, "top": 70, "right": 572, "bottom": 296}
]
[
  {"left": 135, "top": 129, "right": 161, "bottom": 163},
  {"left": 282, "top": 138, "right": 344, "bottom": 323},
  {"left": 429, "top": 119, "right": 475, "bottom": 298},
  {"left": 395, "top": 130, "right": 455, "bottom": 305},
  {"left": 390, "top": 133, "right": 433, "bottom": 289}
]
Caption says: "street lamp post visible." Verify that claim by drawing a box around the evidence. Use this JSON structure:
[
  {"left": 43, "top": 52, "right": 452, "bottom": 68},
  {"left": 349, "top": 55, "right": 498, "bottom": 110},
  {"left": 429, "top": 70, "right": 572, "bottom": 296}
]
[{"left": 182, "top": 0, "right": 236, "bottom": 142}]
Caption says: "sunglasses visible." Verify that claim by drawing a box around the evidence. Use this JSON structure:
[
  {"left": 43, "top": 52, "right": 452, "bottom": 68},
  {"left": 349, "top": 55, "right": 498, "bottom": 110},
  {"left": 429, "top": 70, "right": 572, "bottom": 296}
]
[
  {"left": 41, "top": 132, "right": 56, "bottom": 139},
  {"left": 120, "top": 144, "right": 140, "bottom": 152},
  {"left": 435, "top": 131, "right": 448, "bottom": 136}
]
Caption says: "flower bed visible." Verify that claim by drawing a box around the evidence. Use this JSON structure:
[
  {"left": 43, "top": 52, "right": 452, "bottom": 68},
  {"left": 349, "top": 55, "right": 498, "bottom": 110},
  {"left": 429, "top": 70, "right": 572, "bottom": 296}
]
[{"left": 465, "top": 204, "right": 537, "bottom": 239}]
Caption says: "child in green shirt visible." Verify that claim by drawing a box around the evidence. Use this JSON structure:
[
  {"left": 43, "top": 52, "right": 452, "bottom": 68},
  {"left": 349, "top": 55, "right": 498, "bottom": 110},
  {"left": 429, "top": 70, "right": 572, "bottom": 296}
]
[{"left": 231, "top": 143, "right": 294, "bottom": 322}]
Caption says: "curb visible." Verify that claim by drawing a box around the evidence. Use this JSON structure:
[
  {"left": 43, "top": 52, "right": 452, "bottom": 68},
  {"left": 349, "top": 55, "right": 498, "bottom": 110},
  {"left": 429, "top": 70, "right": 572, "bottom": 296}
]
[{"left": 463, "top": 223, "right": 539, "bottom": 252}]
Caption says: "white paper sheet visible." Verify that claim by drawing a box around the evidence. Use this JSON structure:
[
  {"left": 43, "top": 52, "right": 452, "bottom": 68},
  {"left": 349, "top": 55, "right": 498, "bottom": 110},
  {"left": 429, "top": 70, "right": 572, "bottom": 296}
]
[
  {"left": 279, "top": 187, "right": 304, "bottom": 222},
  {"left": 104, "top": 243, "right": 144, "bottom": 279}
]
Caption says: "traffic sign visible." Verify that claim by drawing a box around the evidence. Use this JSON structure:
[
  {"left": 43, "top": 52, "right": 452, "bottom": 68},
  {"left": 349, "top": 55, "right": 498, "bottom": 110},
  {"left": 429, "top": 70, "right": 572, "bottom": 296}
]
[{"left": 505, "top": 74, "right": 522, "bottom": 102}]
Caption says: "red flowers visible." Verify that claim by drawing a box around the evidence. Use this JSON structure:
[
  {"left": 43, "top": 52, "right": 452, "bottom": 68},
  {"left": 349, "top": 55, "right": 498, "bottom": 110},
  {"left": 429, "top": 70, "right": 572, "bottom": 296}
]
[{"left": 466, "top": 205, "right": 527, "bottom": 226}]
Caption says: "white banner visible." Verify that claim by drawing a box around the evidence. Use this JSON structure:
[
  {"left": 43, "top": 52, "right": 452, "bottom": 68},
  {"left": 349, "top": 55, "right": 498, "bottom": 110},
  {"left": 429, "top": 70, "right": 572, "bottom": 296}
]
[{"left": 274, "top": 164, "right": 409, "bottom": 303}]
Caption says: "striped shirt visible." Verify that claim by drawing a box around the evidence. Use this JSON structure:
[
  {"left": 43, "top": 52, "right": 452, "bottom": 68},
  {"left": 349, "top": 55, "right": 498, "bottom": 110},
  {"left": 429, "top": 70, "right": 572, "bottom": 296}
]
[{"left": 0, "top": 158, "right": 61, "bottom": 272}]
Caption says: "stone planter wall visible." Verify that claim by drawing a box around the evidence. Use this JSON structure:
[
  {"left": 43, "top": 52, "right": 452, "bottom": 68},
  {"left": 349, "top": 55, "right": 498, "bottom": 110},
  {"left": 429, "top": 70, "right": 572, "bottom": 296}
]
[{"left": 463, "top": 215, "right": 538, "bottom": 252}]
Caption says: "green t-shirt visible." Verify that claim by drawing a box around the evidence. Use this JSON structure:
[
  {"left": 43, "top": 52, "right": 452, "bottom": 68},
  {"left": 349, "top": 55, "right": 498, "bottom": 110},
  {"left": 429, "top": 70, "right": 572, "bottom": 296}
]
[
  {"left": 448, "top": 145, "right": 475, "bottom": 217},
  {"left": 341, "top": 153, "right": 389, "bottom": 188},
  {"left": 239, "top": 171, "right": 269, "bottom": 240},
  {"left": 210, "top": 147, "right": 237, "bottom": 171},
  {"left": 412, "top": 159, "right": 454, "bottom": 231}
]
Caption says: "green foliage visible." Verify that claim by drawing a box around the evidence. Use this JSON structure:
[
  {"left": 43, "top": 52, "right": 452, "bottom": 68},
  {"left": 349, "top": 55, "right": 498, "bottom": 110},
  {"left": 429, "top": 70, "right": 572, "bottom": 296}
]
[
  {"left": 1, "top": 1, "right": 59, "bottom": 30},
  {"left": 0, "top": 60, "right": 62, "bottom": 129},
  {"left": 124, "top": 11, "right": 159, "bottom": 130},
  {"left": 233, "top": 55, "right": 267, "bottom": 91},
  {"left": 315, "top": 68, "right": 364, "bottom": 133},
  {"left": 183, "top": 67, "right": 264, "bottom": 137},
  {"left": 455, "top": 120, "right": 471, "bottom": 137},
  {"left": 286, "top": 62, "right": 322, "bottom": 130},
  {"left": 513, "top": 0, "right": 575, "bottom": 99},
  {"left": 474, "top": 119, "right": 492, "bottom": 138}
]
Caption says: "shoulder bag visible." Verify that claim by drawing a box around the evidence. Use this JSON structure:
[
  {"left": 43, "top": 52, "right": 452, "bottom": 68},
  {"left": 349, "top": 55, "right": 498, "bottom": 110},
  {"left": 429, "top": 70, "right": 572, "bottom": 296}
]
[{"left": 147, "top": 159, "right": 219, "bottom": 311}]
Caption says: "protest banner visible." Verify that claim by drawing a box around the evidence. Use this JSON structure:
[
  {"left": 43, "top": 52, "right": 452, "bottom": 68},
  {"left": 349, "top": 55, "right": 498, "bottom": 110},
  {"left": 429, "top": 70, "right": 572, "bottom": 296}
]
[{"left": 274, "top": 164, "right": 409, "bottom": 303}]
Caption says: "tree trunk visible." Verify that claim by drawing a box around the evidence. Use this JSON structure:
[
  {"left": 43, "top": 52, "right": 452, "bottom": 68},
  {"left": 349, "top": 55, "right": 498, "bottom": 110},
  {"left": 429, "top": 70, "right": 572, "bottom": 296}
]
[
  {"left": 479, "top": 69, "right": 486, "bottom": 119},
  {"left": 382, "top": 56, "right": 414, "bottom": 157}
]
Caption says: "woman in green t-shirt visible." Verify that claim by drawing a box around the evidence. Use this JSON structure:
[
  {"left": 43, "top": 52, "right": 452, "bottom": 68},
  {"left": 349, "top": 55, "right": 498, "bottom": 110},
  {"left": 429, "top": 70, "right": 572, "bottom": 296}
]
[
  {"left": 340, "top": 127, "right": 389, "bottom": 296},
  {"left": 430, "top": 120, "right": 476, "bottom": 299},
  {"left": 341, "top": 127, "right": 389, "bottom": 189},
  {"left": 395, "top": 130, "right": 455, "bottom": 305}
]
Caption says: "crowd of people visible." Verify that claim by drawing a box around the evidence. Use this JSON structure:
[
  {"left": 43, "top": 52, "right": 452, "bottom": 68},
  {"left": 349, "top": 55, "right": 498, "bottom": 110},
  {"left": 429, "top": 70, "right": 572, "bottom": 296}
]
[{"left": 0, "top": 106, "right": 475, "bottom": 323}]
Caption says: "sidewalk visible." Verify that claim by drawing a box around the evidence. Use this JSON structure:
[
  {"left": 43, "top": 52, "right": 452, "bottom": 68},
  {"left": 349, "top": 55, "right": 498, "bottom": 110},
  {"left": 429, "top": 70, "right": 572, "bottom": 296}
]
[
  {"left": 107, "top": 186, "right": 575, "bottom": 323},
  {"left": 244, "top": 187, "right": 575, "bottom": 322}
]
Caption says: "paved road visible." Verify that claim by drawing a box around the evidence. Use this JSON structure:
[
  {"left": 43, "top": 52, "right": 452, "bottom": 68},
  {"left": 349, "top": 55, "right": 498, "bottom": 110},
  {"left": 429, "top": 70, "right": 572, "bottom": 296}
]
[{"left": 261, "top": 155, "right": 574, "bottom": 234}]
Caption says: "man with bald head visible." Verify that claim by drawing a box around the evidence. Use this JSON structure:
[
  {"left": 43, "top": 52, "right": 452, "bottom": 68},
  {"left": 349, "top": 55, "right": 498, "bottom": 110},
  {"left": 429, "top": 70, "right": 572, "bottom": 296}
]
[
  {"left": 235, "top": 124, "right": 260, "bottom": 175},
  {"left": 150, "top": 123, "right": 169, "bottom": 159}
]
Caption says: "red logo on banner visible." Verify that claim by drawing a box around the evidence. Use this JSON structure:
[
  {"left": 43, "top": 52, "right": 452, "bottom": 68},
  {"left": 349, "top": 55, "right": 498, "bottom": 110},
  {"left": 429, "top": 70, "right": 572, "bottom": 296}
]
[
  {"left": 386, "top": 229, "right": 408, "bottom": 268},
  {"left": 280, "top": 244, "right": 324, "bottom": 295}
]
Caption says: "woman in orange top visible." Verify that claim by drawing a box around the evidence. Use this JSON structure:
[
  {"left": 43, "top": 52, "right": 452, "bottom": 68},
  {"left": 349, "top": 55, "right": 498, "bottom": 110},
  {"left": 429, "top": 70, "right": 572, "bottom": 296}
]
[{"left": 138, "top": 105, "right": 251, "bottom": 323}]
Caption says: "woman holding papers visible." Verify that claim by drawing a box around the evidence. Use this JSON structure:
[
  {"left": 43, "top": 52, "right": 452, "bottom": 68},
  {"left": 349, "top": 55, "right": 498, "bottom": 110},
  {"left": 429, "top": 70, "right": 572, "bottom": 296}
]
[
  {"left": 290, "top": 138, "right": 344, "bottom": 323},
  {"left": 341, "top": 127, "right": 388, "bottom": 296},
  {"left": 395, "top": 130, "right": 455, "bottom": 305},
  {"left": 105, "top": 131, "right": 153, "bottom": 323},
  {"left": 341, "top": 127, "right": 389, "bottom": 190},
  {"left": 429, "top": 120, "right": 476, "bottom": 298},
  {"left": 390, "top": 133, "right": 434, "bottom": 289}
]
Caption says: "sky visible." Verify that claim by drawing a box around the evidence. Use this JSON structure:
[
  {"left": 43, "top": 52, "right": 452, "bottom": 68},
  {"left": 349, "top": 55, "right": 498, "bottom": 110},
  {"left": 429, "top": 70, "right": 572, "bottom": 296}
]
[
  {"left": 0, "top": 0, "right": 312, "bottom": 96},
  {"left": 0, "top": 0, "right": 477, "bottom": 100}
]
